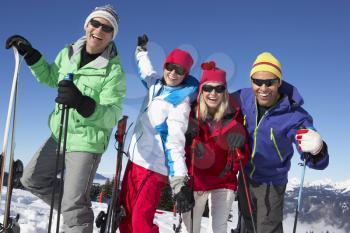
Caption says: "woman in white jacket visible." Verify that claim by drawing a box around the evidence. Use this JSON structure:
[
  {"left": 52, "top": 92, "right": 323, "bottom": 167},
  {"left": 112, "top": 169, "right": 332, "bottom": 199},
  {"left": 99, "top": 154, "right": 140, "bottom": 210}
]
[{"left": 119, "top": 35, "right": 198, "bottom": 233}]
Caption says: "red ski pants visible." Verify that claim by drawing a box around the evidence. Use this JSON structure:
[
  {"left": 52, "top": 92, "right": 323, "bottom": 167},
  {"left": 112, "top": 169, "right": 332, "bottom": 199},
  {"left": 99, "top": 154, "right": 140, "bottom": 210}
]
[{"left": 119, "top": 162, "right": 167, "bottom": 233}]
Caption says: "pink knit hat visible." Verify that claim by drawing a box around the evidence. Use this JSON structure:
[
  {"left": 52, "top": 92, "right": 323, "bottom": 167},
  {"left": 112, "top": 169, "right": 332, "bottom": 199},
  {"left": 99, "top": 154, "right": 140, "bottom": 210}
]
[
  {"left": 199, "top": 61, "right": 227, "bottom": 88},
  {"left": 164, "top": 48, "right": 194, "bottom": 75}
]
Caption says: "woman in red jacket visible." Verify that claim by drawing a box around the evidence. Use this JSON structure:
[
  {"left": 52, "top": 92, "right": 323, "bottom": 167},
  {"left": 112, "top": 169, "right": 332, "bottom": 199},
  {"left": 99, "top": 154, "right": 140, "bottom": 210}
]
[{"left": 180, "top": 61, "right": 249, "bottom": 233}]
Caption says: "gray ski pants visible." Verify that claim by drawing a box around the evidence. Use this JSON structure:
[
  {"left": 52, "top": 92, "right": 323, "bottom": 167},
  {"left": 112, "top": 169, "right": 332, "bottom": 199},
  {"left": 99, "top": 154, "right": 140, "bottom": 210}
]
[
  {"left": 237, "top": 174, "right": 286, "bottom": 233},
  {"left": 20, "top": 137, "right": 101, "bottom": 233}
]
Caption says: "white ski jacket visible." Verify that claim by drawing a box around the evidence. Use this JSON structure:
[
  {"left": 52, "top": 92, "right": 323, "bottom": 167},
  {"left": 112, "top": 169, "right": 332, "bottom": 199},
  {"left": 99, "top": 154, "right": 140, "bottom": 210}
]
[{"left": 128, "top": 51, "right": 198, "bottom": 177}]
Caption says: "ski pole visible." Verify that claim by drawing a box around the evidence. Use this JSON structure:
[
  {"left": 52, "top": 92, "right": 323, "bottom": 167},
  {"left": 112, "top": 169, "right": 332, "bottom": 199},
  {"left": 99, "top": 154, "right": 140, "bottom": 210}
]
[
  {"left": 235, "top": 148, "right": 257, "bottom": 233},
  {"left": 173, "top": 211, "right": 182, "bottom": 233},
  {"left": 292, "top": 153, "right": 309, "bottom": 233},
  {"left": 47, "top": 73, "right": 73, "bottom": 233},
  {"left": 189, "top": 136, "right": 198, "bottom": 233}
]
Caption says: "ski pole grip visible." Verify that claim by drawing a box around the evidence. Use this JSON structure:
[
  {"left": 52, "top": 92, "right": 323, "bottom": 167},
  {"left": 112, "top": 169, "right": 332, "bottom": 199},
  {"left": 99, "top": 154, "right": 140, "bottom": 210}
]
[
  {"left": 116, "top": 116, "right": 128, "bottom": 143},
  {"left": 298, "top": 125, "right": 311, "bottom": 162},
  {"left": 64, "top": 73, "right": 74, "bottom": 81}
]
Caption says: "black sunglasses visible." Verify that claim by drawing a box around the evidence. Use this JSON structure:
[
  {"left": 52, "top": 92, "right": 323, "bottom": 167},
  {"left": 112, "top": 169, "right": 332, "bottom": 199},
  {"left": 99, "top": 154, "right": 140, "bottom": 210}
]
[
  {"left": 251, "top": 78, "right": 279, "bottom": 87},
  {"left": 202, "top": 85, "right": 226, "bottom": 93},
  {"left": 165, "top": 63, "right": 186, "bottom": 76},
  {"left": 89, "top": 19, "right": 114, "bottom": 33}
]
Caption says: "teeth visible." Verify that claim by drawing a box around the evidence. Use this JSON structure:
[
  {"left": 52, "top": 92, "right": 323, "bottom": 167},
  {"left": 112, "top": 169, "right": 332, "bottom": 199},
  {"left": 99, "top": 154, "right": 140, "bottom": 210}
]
[
  {"left": 92, "top": 34, "right": 102, "bottom": 40},
  {"left": 259, "top": 93, "right": 268, "bottom": 97}
]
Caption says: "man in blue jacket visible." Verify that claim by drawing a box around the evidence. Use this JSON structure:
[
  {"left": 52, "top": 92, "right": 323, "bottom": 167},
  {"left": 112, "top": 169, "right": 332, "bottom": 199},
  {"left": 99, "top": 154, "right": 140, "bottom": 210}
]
[{"left": 233, "top": 52, "right": 329, "bottom": 233}]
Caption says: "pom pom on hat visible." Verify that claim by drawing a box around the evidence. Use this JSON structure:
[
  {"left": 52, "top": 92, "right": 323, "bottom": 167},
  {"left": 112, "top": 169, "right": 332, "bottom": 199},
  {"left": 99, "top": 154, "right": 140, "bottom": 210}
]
[
  {"left": 200, "top": 61, "right": 227, "bottom": 87},
  {"left": 250, "top": 52, "right": 282, "bottom": 79},
  {"left": 164, "top": 48, "right": 194, "bottom": 76},
  {"left": 201, "top": 61, "right": 216, "bottom": 70},
  {"left": 84, "top": 4, "right": 119, "bottom": 40}
]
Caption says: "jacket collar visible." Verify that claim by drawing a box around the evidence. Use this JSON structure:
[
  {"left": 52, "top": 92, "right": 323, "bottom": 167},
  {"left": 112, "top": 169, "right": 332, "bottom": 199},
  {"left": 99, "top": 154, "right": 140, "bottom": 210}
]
[
  {"left": 243, "top": 80, "right": 304, "bottom": 114},
  {"left": 68, "top": 36, "right": 118, "bottom": 69},
  {"left": 160, "top": 75, "right": 199, "bottom": 106}
]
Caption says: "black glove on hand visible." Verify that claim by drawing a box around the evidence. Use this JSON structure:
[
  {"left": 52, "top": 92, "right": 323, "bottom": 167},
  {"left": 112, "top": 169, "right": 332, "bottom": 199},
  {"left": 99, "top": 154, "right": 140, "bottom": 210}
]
[
  {"left": 227, "top": 132, "right": 245, "bottom": 151},
  {"left": 137, "top": 34, "right": 148, "bottom": 51},
  {"left": 5, "top": 35, "right": 41, "bottom": 65},
  {"left": 55, "top": 80, "right": 96, "bottom": 118},
  {"left": 194, "top": 142, "right": 205, "bottom": 158},
  {"left": 174, "top": 185, "right": 195, "bottom": 213},
  {"left": 6, "top": 35, "right": 33, "bottom": 56}
]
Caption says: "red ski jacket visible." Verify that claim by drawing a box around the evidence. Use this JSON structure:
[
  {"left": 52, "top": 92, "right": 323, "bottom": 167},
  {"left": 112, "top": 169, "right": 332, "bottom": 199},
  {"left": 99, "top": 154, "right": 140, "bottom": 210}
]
[{"left": 185, "top": 97, "right": 250, "bottom": 191}]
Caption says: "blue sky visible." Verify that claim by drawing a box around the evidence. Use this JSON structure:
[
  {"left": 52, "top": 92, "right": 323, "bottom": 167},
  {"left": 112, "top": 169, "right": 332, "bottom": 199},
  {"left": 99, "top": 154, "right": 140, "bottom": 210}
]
[{"left": 0, "top": 0, "right": 349, "bottom": 182}]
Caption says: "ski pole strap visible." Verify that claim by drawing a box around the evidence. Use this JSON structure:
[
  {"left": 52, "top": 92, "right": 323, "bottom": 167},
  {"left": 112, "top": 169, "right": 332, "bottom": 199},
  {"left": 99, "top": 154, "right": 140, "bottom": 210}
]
[
  {"left": 115, "top": 116, "right": 128, "bottom": 143},
  {"left": 173, "top": 213, "right": 182, "bottom": 233}
]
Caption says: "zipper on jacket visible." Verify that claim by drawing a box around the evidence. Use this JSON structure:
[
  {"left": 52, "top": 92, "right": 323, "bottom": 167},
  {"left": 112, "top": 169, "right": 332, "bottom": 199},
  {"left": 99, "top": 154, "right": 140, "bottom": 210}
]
[
  {"left": 270, "top": 128, "right": 283, "bottom": 161},
  {"left": 249, "top": 108, "right": 268, "bottom": 178},
  {"left": 249, "top": 97, "right": 284, "bottom": 178}
]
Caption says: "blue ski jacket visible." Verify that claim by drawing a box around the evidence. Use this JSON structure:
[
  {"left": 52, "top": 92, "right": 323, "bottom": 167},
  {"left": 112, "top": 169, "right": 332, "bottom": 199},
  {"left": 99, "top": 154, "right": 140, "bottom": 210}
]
[{"left": 232, "top": 81, "right": 329, "bottom": 185}]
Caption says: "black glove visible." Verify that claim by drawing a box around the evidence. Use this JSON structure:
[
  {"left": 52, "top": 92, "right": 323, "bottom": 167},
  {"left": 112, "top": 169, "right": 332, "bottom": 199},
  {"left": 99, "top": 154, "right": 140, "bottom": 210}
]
[
  {"left": 55, "top": 80, "right": 96, "bottom": 118},
  {"left": 173, "top": 185, "right": 195, "bottom": 213},
  {"left": 6, "top": 35, "right": 33, "bottom": 56},
  {"left": 137, "top": 34, "right": 148, "bottom": 49},
  {"left": 194, "top": 141, "right": 205, "bottom": 158},
  {"left": 5, "top": 35, "right": 41, "bottom": 65},
  {"left": 227, "top": 132, "right": 245, "bottom": 151}
]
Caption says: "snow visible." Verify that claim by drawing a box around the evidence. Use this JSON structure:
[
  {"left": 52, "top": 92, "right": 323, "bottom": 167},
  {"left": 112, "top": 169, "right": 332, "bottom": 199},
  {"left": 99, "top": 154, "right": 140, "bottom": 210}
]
[
  {"left": 286, "top": 177, "right": 300, "bottom": 191},
  {"left": 0, "top": 186, "right": 347, "bottom": 233},
  {"left": 288, "top": 177, "right": 350, "bottom": 193},
  {"left": 334, "top": 178, "right": 350, "bottom": 193}
]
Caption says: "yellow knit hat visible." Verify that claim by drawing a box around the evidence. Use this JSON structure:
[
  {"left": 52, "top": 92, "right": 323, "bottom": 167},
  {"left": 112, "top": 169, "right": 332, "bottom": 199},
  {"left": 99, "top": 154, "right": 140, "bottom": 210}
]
[{"left": 250, "top": 52, "right": 282, "bottom": 79}]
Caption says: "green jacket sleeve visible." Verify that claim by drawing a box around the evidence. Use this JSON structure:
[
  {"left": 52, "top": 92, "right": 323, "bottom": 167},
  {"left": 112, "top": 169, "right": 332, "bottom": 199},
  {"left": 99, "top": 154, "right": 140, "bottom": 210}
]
[{"left": 28, "top": 49, "right": 64, "bottom": 88}]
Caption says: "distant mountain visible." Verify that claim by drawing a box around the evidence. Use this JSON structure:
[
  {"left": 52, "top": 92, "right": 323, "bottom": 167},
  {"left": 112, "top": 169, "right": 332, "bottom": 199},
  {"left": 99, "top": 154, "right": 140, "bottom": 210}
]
[
  {"left": 93, "top": 173, "right": 111, "bottom": 185},
  {"left": 3, "top": 171, "right": 110, "bottom": 187},
  {"left": 94, "top": 173, "right": 109, "bottom": 180},
  {"left": 284, "top": 178, "right": 350, "bottom": 232}
]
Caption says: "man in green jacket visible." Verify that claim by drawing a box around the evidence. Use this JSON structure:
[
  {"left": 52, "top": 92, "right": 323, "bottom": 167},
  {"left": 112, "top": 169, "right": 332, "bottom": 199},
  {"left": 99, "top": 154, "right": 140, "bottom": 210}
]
[{"left": 5, "top": 4, "right": 126, "bottom": 233}]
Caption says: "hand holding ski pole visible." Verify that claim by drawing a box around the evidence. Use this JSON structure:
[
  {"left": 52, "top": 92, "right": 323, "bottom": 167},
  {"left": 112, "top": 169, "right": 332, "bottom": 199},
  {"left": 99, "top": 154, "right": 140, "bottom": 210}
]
[
  {"left": 192, "top": 137, "right": 205, "bottom": 159},
  {"left": 55, "top": 80, "right": 96, "bottom": 118},
  {"left": 5, "top": 35, "right": 41, "bottom": 66},
  {"left": 5, "top": 35, "right": 33, "bottom": 57},
  {"left": 173, "top": 185, "right": 195, "bottom": 213},
  {"left": 170, "top": 176, "right": 195, "bottom": 213},
  {"left": 227, "top": 132, "right": 245, "bottom": 151},
  {"left": 296, "top": 128, "right": 323, "bottom": 155}
]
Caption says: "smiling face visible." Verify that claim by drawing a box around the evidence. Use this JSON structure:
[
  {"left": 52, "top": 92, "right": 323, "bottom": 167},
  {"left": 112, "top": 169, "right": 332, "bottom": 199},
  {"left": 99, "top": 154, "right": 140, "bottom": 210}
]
[
  {"left": 251, "top": 71, "right": 282, "bottom": 107},
  {"left": 85, "top": 17, "right": 113, "bottom": 54},
  {"left": 201, "top": 82, "right": 226, "bottom": 113},
  {"left": 163, "top": 65, "right": 186, "bottom": 87}
]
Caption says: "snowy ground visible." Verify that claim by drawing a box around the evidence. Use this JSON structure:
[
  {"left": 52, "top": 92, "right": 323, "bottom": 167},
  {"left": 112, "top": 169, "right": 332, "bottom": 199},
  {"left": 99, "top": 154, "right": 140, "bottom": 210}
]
[{"left": 0, "top": 187, "right": 346, "bottom": 233}]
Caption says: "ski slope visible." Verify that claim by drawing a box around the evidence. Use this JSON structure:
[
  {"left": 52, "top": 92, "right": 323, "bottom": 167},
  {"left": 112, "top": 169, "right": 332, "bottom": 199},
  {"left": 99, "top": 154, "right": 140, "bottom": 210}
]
[{"left": 0, "top": 187, "right": 346, "bottom": 233}]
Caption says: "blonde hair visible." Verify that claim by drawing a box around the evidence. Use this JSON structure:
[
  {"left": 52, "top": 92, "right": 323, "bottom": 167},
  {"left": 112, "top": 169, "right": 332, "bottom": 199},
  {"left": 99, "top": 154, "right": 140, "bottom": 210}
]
[{"left": 196, "top": 91, "right": 229, "bottom": 122}]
